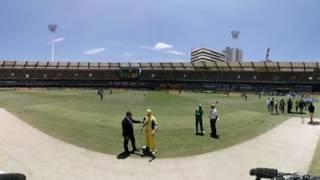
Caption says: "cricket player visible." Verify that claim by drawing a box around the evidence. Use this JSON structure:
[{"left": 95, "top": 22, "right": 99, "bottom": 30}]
[
  {"left": 195, "top": 104, "right": 204, "bottom": 135},
  {"left": 141, "top": 109, "right": 159, "bottom": 155},
  {"left": 97, "top": 88, "right": 104, "bottom": 102}
]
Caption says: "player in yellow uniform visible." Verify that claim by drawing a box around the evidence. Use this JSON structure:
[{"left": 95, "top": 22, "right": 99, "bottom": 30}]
[{"left": 141, "top": 109, "right": 159, "bottom": 155}]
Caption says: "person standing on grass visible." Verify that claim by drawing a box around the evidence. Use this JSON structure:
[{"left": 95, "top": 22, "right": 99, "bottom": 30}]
[
  {"left": 270, "top": 98, "right": 274, "bottom": 114},
  {"left": 295, "top": 99, "right": 299, "bottom": 113},
  {"left": 279, "top": 99, "right": 285, "bottom": 114},
  {"left": 141, "top": 109, "right": 159, "bottom": 155},
  {"left": 308, "top": 103, "right": 315, "bottom": 124},
  {"left": 195, "top": 104, "right": 204, "bottom": 135},
  {"left": 97, "top": 88, "right": 104, "bottom": 102},
  {"left": 266, "top": 98, "right": 270, "bottom": 112},
  {"left": 209, "top": 104, "right": 219, "bottom": 139},
  {"left": 274, "top": 100, "right": 279, "bottom": 114},
  {"left": 299, "top": 99, "right": 304, "bottom": 114},
  {"left": 122, "top": 111, "right": 142, "bottom": 154},
  {"left": 288, "top": 98, "right": 293, "bottom": 114}
]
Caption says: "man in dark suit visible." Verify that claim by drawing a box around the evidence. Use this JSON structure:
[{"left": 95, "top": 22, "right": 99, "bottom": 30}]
[{"left": 122, "top": 111, "right": 141, "bottom": 154}]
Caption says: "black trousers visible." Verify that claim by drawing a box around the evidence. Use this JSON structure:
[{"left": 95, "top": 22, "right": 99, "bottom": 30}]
[
  {"left": 195, "top": 117, "right": 203, "bottom": 133},
  {"left": 123, "top": 135, "right": 136, "bottom": 152},
  {"left": 210, "top": 118, "right": 217, "bottom": 136},
  {"left": 288, "top": 105, "right": 292, "bottom": 113}
]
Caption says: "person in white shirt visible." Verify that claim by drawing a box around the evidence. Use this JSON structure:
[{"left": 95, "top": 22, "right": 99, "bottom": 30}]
[{"left": 209, "top": 104, "right": 219, "bottom": 139}]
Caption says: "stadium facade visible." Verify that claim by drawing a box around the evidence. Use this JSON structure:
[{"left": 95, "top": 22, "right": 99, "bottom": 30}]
[
  {"left": 0, "top": 60, "right": 319, "bottom": 92},
  {"left": 191, "top": 48, "right": 226, "bottom": 63},
  {"left": 191, "top": 47, "right": 243, "bottom": 63}
]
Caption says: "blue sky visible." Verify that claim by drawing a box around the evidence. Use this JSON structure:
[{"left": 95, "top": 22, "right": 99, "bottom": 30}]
[{"left": 0, "top": 0, "right": 319, "bottom": 62}]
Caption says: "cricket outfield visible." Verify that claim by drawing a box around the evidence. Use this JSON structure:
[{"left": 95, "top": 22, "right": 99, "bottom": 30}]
[{"left": 0, "top": 89, "right": 319, "bottom": 179}]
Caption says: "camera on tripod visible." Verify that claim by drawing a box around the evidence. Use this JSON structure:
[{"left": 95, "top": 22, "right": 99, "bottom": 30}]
[{"left": 250, "top": 168, "right": 320, "bottom": 180}]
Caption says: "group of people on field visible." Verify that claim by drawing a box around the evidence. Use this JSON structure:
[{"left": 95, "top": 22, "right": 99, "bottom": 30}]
[
  {"left": 121, "top": 103, "right": 220, "bottom": 156},
  {"left": 266, "top": 97, "right": 316, "bottom": 124},
  {"left": 240, "top": 92, "right": 248, "bottom": 101},
  {"left": 266, "top": 98, "right": 286, "bottom": 114},
  {"left": 119, "top": 91, "right": 316, "bottom": 157},
  {"left": 195, "top": 103, "right": 219, "bottom": 139},
  {"left": 121, "top": 109, "right": 159, "bottom": 156}
]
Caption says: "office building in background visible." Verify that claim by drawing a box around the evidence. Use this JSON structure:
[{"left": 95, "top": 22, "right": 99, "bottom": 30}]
[{"left": 191, "top": 48, "right": 226, "bottom": 63}]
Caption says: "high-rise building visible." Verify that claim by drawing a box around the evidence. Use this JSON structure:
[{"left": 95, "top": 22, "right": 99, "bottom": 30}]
[
  {"left": 191, "top": 48, "right": 226, "bottom": 63},
  {"left": 222, "top": 47, "right": 243, "bottom": 62},
  {"left": 222, "top": 47, "right": 233, "bottom": 62}
]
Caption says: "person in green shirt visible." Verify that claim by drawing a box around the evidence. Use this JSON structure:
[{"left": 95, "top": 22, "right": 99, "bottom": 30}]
[{"left": 195, "top": 104, "right": 204, "bottom": 135}]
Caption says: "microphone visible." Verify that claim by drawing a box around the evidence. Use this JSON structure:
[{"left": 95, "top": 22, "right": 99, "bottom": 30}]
[{"left": 250, "top": 168, "right": 279, "bottom": 178}]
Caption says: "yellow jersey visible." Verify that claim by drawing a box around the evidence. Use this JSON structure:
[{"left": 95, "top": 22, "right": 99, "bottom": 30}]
[{"left": 144, "top": 115, "right": 158, "bottom": 132}]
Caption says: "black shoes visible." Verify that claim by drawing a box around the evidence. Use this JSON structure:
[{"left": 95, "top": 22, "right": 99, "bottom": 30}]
[
  {"left": 195, "top": 131, "right": 205, "bottom": 136},
  {"left": 210, "top": 134, "right": 220, "bottom": 139}
]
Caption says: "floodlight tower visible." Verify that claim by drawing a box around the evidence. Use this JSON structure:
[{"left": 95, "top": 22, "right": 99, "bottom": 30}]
[
  {"left": 48, "top": 24, "right": 57, "bottom": 62},
  {"left": 231, "top": 31, "right": 240, "bottom": 62},
  {"left": 265, "top": 48, "right": 271, "bottom": 61}
]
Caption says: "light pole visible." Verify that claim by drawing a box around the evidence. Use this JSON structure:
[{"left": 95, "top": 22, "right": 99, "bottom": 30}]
[
  {"left": 231, "top": 31, "right": 240, "bottom": 62},
  {"left": 48, "top": 24, "right": 57, "bottom": 62},
  {"left": 265, "top": 48, "right": 271, "bottom": 62}
]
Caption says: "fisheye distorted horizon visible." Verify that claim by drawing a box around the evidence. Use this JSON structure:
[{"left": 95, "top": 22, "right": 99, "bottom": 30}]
[{"left": 0, "top": 0, "right": 319, "bottom": 62}]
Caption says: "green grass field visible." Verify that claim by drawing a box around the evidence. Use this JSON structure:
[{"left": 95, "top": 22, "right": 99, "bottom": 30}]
[
  {"left": 309, "top": 100, "right": 320, "bottom": 176},
  {"left": 310, "top": 135, "right": 320, "bottom": 175},
  {"left": 0, "top": 89, "right": 303, "bottom": 158},
  {"left": 0, "top": 89, "right": 319, "bottom": 173}
]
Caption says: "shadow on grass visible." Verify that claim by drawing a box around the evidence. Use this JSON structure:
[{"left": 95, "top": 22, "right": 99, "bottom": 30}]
[
  {"left": 270, "top": 112, "right": 307, "bottom": 115},
  {"left": 289, "top": 112, "right": 307, "bottom": 115},
  {"left": 270, "top": 113, "right": 281, "bottom": 116},
  {"left": 116, "top": 148, "right": 156, "bottom": 162}
]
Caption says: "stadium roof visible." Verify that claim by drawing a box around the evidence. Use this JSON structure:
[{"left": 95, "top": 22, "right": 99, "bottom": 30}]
[{"left": 0, "top": 60, "right": 319, "bottom": 72}]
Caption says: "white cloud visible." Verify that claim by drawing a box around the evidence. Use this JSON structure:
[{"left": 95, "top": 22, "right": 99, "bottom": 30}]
[
  {"left": 140, "top": 42, "right": 183, "bottom": 56},
  {"left": 167, "top": 50, "right": 184, "bottom": 56},
  {"left": 54, "top": 37, "right": 65, "bottom": 43},
  {"left": 140, "top": 42, "right": 174, "bottom": 51},
  {"left": 83, "top": 48, "right": 106, "bottom": 55},
  {"left": 153, "top": 42, "right": 173, "bottom": 50}
]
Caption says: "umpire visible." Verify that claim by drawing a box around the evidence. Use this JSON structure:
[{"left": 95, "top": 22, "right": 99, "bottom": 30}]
[
  {"left": 209, "top": 104, "right": 219, "bottom": 139},
  {"left": 122, "top": 111, "right": 141, "bottom": 153}
]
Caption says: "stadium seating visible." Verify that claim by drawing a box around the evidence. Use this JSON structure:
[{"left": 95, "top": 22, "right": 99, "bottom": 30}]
[{"left": 0, "top": 60, "right": 319, "bottom": 91}]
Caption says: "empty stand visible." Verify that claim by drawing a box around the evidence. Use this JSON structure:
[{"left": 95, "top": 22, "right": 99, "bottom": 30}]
[{"left": 0, "top": 60, "right": 318, "bottom": 91}]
